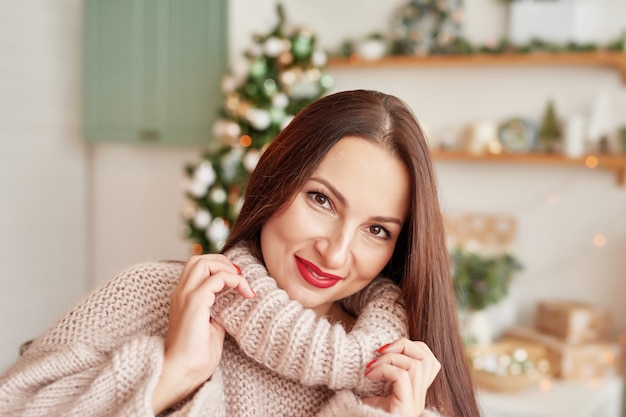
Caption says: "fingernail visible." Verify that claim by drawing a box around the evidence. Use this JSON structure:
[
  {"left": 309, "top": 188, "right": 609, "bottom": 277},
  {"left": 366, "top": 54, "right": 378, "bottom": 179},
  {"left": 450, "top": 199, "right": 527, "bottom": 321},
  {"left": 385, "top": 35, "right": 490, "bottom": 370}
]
[
  {"left": 232, "top": 263, "right": 242, "bottom": 275},
  {"left": 250, "top": 288, "right": 257, "bottom": 298},
  {"left": 365, "top": 367, "right": 374, "bottom": 376},
  {"left": 377, "top": 343, "right": 391, "bottom": 353},
  {"left": 365, "top": 358, "right": 377, "bottom": 368}
]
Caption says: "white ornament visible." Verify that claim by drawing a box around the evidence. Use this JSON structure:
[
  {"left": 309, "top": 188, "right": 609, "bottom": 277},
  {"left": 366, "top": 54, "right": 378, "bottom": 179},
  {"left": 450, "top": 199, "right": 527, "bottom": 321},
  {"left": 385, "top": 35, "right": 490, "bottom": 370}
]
[
  {"left": 188, "top": 179, "right": 209, "bottom": 198},
  {"left": 193, "top": 208, "right": 212, "bottom": 229},
  {"left": 212, "top": 119, "right": 228, "bottom": 138},
  {"left": 206, "top": 217, "right": 230, "bottom": 246},
  {"left": 271, "top": 92, "right": 289, "bottom": 109},
  {"left": 264, "top": 37, "right": 285, "bottom": 57},
  {"left": 243, "top": 149, "right": 261, "bottom": 172},
  {"left": 225, "top": 121, "right": 241, "bottom": 138},
  {"left": 182, "top": 203, "right": 196, "bottom": 219},
  {"left": 246, "top": 108, "right": 272, "bottom": 131},
  {"left": 193, "top": 161, "right": 216, "bottom": 186},
  {"left": 280, "top": 115, "right": 295, "bottom": 130},
  {"left": 220, "top": 148, "right": 243, "bottom": 182},
  {"left": 210, "top": 187, "right": 227, "bottom": 204},
  {"left": 312, "top": 50, "right": 327, "bottom": 67},
  {"left": 221, "top": 75, "right": 238, "bottom": 94},
  {"left": 288, "top": 70, "right": 321, "bottom": 100}
]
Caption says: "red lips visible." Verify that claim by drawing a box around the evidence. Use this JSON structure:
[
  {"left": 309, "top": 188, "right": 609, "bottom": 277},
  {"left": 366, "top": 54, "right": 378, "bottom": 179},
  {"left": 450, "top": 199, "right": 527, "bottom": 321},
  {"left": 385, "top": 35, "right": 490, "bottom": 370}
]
[{"left": 295, "top": 256, "right": 342, "bottom": 289}]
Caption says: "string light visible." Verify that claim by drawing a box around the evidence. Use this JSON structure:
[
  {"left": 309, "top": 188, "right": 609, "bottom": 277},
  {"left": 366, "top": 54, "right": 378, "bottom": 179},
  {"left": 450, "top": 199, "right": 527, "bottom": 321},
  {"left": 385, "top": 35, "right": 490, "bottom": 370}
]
[
  {"left": 539, "top": 378, "right": 551, "bottom": 392},
  {"left": 239, "top": 135, "right": 252, "bottom": 147},
  {"left": 593, "top": 234, "right": 606, "bottom": 247},
  {"left": 585, "top": 155, "right": 599, "bottom": 169},
  {"left": 191, "top": 243, "right": 203, "bottom": 255}
]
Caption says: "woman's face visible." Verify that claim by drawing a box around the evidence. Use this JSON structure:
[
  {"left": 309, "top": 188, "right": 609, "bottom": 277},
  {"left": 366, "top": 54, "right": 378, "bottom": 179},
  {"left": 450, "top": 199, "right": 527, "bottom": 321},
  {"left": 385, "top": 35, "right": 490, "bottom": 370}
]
[{"left": 260, "top": 136, "right": 410, "bottom": 317}]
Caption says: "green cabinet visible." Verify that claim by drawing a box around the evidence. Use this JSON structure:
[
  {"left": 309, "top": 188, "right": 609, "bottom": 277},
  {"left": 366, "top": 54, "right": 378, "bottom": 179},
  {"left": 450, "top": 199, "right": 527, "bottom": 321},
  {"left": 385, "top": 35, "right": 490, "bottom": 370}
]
[{"left": 83, "top": 0, "right": 227, "bottom": 145}]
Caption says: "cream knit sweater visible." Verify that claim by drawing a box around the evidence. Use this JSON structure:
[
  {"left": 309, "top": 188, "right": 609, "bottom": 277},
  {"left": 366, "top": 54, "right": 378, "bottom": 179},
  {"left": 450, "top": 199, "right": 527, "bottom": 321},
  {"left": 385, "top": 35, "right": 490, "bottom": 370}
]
[{"left": 0, "top": 243, "right": 442, "bottom": 417}]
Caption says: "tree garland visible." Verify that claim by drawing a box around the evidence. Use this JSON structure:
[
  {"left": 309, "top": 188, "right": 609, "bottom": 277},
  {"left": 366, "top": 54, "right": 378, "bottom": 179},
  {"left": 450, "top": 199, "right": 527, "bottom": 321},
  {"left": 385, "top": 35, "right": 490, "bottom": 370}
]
[{"left": 182, "top": 5, "right": 333, "bottom": 254}]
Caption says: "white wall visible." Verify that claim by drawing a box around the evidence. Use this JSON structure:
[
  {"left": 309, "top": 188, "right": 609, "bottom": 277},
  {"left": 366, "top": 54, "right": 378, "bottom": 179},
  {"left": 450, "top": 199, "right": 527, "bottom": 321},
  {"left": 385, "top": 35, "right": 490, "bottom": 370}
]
[
  {"left": 1, "top": 0, "right": 626, "bottom": 373},
  {"left": 0, "top": 0, "right": 87, "bottom": 371}
]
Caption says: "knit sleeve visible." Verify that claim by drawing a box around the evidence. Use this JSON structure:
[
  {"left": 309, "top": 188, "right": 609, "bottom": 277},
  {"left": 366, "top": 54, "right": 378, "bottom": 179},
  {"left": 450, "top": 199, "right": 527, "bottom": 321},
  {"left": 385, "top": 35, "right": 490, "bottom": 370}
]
[
  {"left": 316, "top": 390, "right": 391, "bottom": 417},
  {"left": 317, "top": 391, "right": 444, "bottom": 417},
  {"left": 0, "top": 262, "right": 183, "bottom": 417},
  {"left": 214, "top": 246, "right": 408, "bottom": 397}
]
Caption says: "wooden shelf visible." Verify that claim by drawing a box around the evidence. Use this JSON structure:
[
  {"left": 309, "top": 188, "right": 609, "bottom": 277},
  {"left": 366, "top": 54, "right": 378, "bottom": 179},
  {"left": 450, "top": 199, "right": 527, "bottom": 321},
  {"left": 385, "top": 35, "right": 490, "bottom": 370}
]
[
  {"left": 327, "top": 51, "right": 626, "bottom": 84},
  {"left": 430, "top": 150, "right": 626, "bottom": 186}
]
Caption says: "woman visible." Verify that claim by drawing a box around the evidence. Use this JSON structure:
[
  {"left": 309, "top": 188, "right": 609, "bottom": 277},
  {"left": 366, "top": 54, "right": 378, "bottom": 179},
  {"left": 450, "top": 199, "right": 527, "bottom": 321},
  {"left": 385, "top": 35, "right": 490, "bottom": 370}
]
[{"left": 0, "top": 90, "right": 479, "bottom": 417}]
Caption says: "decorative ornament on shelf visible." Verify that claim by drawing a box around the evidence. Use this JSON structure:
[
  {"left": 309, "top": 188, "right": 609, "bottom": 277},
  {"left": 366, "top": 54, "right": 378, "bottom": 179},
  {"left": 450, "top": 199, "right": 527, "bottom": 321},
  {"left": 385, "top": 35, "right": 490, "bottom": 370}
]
[
  {"left": 355, "top": 33, "right": 388, "bottom": 61},
  {"left": 390, "top": 0, "right": 464, "bottom": 56},
  {"left": 452, "top": 247, "right": 524, "bottom": 346},
  {"left": 466, "top": 120, "right": 501, "bottom": 156},
  {"left": 467, "top": 340, "right": 551, "bottom": 392},
  {"left": 452, "top": 247, "right": 524, "bottom": 312},
  {"left": 498, "top": 117, "right": 537, "bottom": 154},
  {"left": 538, "top": 99, "right": 563, "bottom": 153},
  {"left": 183, "top": 4, "right": 333, "bottom": 254}
]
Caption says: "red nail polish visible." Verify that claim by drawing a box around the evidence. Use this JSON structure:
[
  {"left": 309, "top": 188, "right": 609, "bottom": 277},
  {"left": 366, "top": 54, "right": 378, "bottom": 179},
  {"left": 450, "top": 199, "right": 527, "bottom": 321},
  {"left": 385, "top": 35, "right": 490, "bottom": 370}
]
[
  {"left": 365, "top": 367, "right": 374, "bottom": 376},
  {"left": 377, "top": 343, "right": 391, "bottom": 353},
  {"left": 365, "top": 358, "right": 377, "bottom": 368},
  {"left": 233, "top": 263, "right": 242, "bottom": 274}
]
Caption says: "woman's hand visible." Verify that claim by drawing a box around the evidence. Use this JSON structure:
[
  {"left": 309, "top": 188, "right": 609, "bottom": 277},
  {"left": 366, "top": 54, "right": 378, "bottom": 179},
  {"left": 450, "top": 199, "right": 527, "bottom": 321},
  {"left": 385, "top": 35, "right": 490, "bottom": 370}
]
[
  {"left": 152, "top": 254, "right": 256, "bottom": 414},
  {"left": 362, "top": 338, "right": 441, "bottom": 417}
]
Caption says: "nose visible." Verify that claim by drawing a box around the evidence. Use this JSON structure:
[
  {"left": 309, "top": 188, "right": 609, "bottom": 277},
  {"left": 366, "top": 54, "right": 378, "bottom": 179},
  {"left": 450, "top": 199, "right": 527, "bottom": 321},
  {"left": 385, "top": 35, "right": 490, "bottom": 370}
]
[{"left": 315, "top": 224, "right": 354, "bottom": 270}]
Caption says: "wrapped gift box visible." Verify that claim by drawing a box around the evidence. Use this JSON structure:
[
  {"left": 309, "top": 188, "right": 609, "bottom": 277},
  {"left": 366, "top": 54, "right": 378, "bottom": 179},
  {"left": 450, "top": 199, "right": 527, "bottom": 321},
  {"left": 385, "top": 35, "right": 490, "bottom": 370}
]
[
  {"left": 504, "top": 326, "right": 623, "bottom": 380},
  {"left": 535, "top": 299, "right": 610, "bottom": 344}
]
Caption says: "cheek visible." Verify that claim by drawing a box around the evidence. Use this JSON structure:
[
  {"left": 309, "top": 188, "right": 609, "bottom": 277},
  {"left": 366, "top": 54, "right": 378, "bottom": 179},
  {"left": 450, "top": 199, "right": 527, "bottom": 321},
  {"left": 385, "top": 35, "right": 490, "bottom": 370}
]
[
  {"left": 263, "top": 202, "right": 311, "bottom": 246},
  {"left": 354, "top": 246, "right": 395, "bottom": 281},
  {"left": 279, "top": 201, "right": 321, "bottom": 238}
]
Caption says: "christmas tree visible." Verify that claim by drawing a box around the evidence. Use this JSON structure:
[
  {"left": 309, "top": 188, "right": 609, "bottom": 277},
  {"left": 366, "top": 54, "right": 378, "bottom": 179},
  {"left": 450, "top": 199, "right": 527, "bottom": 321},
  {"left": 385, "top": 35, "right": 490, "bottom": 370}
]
[
  {"left": 182, "top": 5, "right": 333, "bottom": 254},
  {"left": 538, "top": 100, "right": 562, "bottom": 153}
]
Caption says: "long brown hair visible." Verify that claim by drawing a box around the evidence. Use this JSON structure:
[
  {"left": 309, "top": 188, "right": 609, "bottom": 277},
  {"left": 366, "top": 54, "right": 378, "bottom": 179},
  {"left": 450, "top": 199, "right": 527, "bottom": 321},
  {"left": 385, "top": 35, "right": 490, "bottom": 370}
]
[{"left": 223, "top": 90, "right": 479, "bottom": 416}]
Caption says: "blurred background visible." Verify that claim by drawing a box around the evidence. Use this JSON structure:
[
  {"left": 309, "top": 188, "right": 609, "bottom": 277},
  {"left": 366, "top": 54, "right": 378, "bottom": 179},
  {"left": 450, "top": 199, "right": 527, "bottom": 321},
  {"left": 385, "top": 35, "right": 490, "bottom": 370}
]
[{"left": 1, "top": 1, "right": 626, "bottom": 413}]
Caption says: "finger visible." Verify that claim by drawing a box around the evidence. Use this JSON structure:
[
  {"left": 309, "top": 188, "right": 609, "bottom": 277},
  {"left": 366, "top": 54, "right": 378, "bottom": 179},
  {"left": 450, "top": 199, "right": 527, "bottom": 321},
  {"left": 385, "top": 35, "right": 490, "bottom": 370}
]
[
  {"left": 368, "top": 352, "right": 417, "bottom": 372},
  {"left": 373, "top": 339, "right": 442, "bottom": 390},
  {"left": 189, "top": 270, "right": 256, "bottom": 306},
  {"left": 179, "top": 254, "right": 239, "bottom": 286},
  {"left": 178, "top": 256, "right": 242, "bottom": 294},
  {"left": 379, "top": 339, "right": 433, "bottom": 360},
  {"left": 365, "top": 363, "right": 414, "bottom": 401}
]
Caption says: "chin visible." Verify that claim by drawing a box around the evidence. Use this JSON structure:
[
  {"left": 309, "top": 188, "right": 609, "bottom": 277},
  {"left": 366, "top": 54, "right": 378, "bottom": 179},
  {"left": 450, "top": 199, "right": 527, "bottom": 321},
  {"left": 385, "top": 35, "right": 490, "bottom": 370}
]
[{"left": 287, "top": 285, "right": 325, "bottom": 310}]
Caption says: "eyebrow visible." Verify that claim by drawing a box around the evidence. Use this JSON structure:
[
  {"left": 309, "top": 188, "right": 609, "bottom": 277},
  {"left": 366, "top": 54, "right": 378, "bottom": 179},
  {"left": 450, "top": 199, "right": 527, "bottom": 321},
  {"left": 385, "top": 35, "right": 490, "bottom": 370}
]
[{"left": 309, "top": 177, "right": 404, "bottom": 227}]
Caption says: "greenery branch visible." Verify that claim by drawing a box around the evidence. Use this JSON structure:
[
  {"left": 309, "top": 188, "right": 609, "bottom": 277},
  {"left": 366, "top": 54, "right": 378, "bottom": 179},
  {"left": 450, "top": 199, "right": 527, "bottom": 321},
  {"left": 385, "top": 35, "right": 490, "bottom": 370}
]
[{"left": 452, "top": 246, "right": 524, "bottom": 311}]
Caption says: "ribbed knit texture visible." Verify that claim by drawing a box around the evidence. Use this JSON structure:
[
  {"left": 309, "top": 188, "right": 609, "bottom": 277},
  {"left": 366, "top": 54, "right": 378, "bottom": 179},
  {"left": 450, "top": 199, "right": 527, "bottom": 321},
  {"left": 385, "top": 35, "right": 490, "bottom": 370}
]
[{"left": 0, "top": 243, "right": 442, "bottom": 417}]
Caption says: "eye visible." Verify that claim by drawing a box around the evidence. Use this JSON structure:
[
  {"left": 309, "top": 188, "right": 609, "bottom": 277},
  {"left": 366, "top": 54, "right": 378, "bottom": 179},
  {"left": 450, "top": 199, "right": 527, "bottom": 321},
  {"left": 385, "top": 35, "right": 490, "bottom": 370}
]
[
  {"left": 307, "top": 191, "right": 332, "bottom": 211},
  {"left": 368, "top": 224, "right": 391, "bottom": 239}
]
